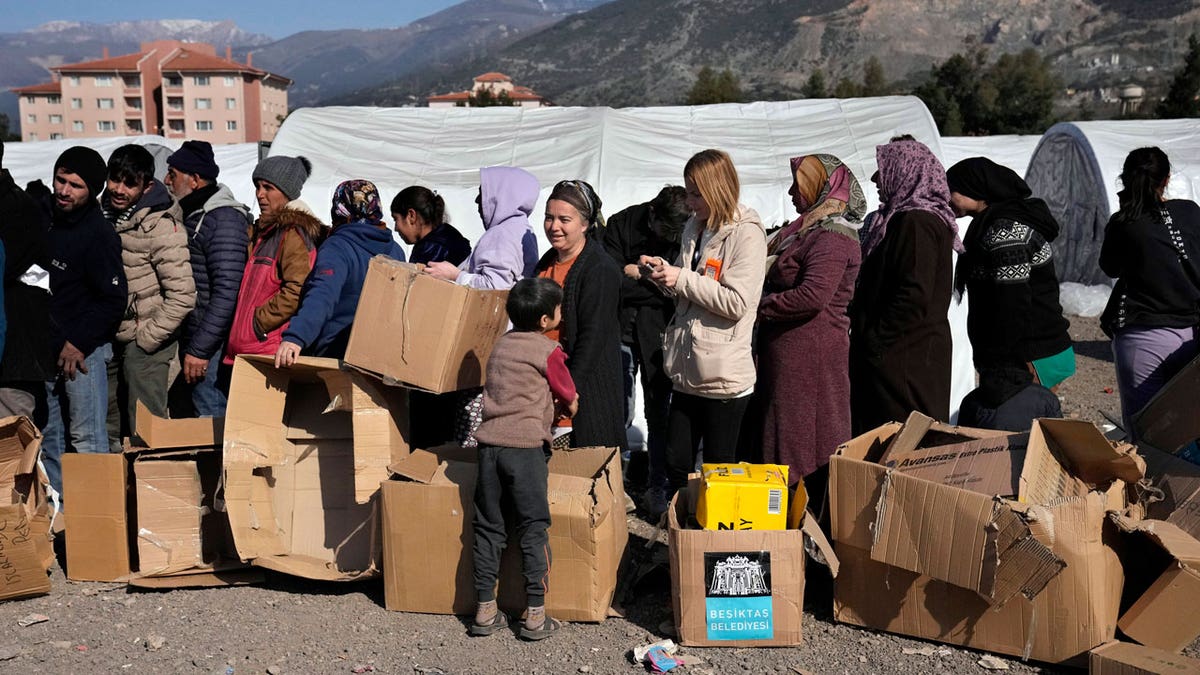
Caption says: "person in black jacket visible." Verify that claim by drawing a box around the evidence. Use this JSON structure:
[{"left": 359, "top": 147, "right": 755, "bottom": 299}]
[
  {"left": 601, "top": 186, "right": 687, "bottom": 514},
  {"left": 0, "top": 140, "right": 53, "bottom": 422},
  {"left": 43, "top": 146, "right": 128, "bottom": 495},
  {"left": 1100, "top": 146, "right": 1200, "bottom": 437},
  {"left": 164, "top": 141, "right": 251, "bottom": 417},
  {"left": 946, "top": 157, "right": 1074, "bottom": 431},
  {"left": 391, "top": 185, "right": 471, "bottom": 266}
]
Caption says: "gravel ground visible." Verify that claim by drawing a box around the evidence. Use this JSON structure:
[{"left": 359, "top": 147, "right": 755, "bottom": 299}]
[{"left": 0, "top": 315, "right": 1194, "bottom": 674}]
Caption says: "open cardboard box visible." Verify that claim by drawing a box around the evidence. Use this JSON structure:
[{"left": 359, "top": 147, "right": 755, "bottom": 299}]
[
  {"left": 667, "top": 476, "right": 837, "bottom": 647},
  {"left": 380, "top": 444, "right": 627, "bottom": 622},
  {"left": 222, "top": 355, "right": 408, "bottom": 581},
  {"left": 0, "top": 416, "right": 53, "bottom": 601},
  {"left": 830, "top": 416, "right": 1142, "bottom": 664},
  {"left": 63, "top": 402, "right": 257, "bottom": 587},
  {"left": 1089, "top": 640, "right": 1200, "bottom": 674},
  {"left": 1134, "top": 353, "right": 1200, "bottom": 457},
  {"left": 1109, "top": 516, "right": 1200, "bottom": 653},
  {"left": 344, "top": 256, "right": 509, "bottom": 394}
]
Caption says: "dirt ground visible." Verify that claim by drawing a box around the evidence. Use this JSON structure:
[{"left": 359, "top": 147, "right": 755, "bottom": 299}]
[{"left": 0, "top": 314, "right": 1194, "bottom": 674}]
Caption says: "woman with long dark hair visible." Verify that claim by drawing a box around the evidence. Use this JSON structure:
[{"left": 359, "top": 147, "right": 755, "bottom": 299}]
[
  {"left": 1100, "top": 146, "right": 1200, "bottom": 437},
  {"left": 391, "top": 185, "right": 471, "bottom": 266}
]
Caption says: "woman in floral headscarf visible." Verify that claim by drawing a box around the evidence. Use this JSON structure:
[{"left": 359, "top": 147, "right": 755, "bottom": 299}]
[
  {"left": 757, "top": 155, "right": 864, "bottom": 505},
  {"left": 274, "top": 179, "right": 405, "bottom": 366},
  {"left": 850, "top": 139, "right": 960, "bottom": 433}
]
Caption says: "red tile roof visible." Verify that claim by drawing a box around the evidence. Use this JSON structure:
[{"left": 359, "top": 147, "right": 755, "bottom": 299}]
[
  {"left": 52, "top": 53, "right": 144, "bottom": 72},
  {"left": 158, "top": 48, "right": 293, "bottom": 84},
  {"left": 474, "top": 72, "right": 511, "bottom": 83},
  {"left": 11, "top": 81, "right": 62, "bottom": 95},
  {"left": 427, "top": 91, "right": 471, "bottom": 102}
]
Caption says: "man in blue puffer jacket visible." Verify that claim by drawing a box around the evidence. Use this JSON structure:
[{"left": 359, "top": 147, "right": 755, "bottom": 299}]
[
  {"left": 275, "top": 179, "right": 404, "bottom": 366},
  {"left": 164, "top": 141, "right": 251, "bottom": 416}
]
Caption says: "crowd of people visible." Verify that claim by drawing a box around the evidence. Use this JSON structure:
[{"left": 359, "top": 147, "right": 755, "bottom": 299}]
[{"left": 0, "top": 132, "right": 1197, "bottom": 640}]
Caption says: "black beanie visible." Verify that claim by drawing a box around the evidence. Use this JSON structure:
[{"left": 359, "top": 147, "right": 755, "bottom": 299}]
[
  {"left": 167, "top": 140, "right": 220, "bottom": 180},
  {"left": 53, "top": 146, "right": 107, "bottom": 200}
]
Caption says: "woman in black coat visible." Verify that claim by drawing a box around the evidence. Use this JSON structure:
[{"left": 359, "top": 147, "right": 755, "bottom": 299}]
[{"left": 534, "top": 180, "right": 627, "bottom": 451}]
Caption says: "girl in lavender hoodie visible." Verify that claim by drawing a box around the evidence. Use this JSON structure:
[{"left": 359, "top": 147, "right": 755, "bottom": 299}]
[{"left": 426, "top": 166, "right": 541, "bottom": 446}]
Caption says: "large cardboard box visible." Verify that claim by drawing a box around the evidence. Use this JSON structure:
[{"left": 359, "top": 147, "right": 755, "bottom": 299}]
[
  {"left": 831, "top": 417, "right": 1141, "bottom": 663},
  {"left": 1089, "top": 640, "right": 1200, "bottom": 674},
  {"left": 1110, "top": 516, "right": 1200, "bottom": 653},
  {"left": 63, "top": 403, "right": 254, "bottom": 586},
  {"left": 380, "top": 444, "right": 626, "bottom": 622},
  {"left": 222, "top": 355, "right": 408, "bottom": 580},
  {"left": 1134, "top": 354, "right": 1200, "bottom": 456},
  {"left": 344, "top": 256, "right": 509, "bottom": 393},
  {"left": 668, "top": 478, "right": 836, "bottom": 647},
  {"left": 0, "top": 416, "right": 53, "bottom": 601}
]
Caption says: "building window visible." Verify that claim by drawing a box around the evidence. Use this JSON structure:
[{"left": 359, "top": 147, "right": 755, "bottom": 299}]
[
  {"left": 97, "top": 121, "right": 116, "bottom": 132},
  {"left": 227, "top": 120, "right": 238, "bottom": 131},
  {"left": 166, "top": 75, "right": 182, "bottom": 87},
  {"left": 67, "top": 76, "right": 80, "bottom": 86},
  {"left": 123, "top": 75, "right": 140, "bottom": 88},
  {"left": 50, "top": 133, "right": 63, "bottom": 140},
  {"left": 95, "top": 75, "right": 113, "bottom": 87},
  {"left": 48, "top": 95, "right": 61, "bottom": 104},
  {"left": 128, "top": 120, "right": 143, "bottom": 133},
  {"left": 167, "top": 97, "right": 184, "bottom": 111},
  {"left": 97, "top": 98, "right": 114, "bottom": 109},
  {"left": 224, "top": 76, "right": 236, "bottom": 87},
  {"left": 195, "top": 98, "right": 212, "bottom": 110},
  {"left": 72, "top": 121, "right": 84, "bottom": 132},
  {"left": 225, "top": 97, "right": 237, "bottom": 109},
  {"left": 193, "top": 75, "right": 210, "bottom": 86},
  {"left": 49, "top": 114, "right": 62, "bottom": 124},
  {"left": 168, "top": 119, "right": 184, "bottom": 132},
  {"left": 25, "top": 96, "right": 34, "bottom": 104},
  {"left": 126, "top": 97, "right": 142, "bottom": 110},
  {"left": 70, "top": 98, "right": 82, "bottom": 109},
  {"left": 26, "top": 114, "right": 35, "bottom": 123},
  {"left": 195, "top": 120, "right": 213, "bottom": 131}
]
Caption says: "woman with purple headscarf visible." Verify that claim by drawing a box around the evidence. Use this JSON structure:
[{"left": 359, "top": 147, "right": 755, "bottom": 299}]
[
  {"left": 849, "top": 138, "right": 961, "bottom": 433},
  {"left": 757, "top": 154, "right": 863, "bottom": 507}
]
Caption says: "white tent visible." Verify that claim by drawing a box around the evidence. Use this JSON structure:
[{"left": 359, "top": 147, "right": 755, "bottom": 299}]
[
  {"left": 270, "top": 97, "right": 974, "bottom": 426},
  {"left": 1025, "top": 119, "right": 1200, "bottom": 285},
  {"left": 940, "top": 134, "right": 1042, "bottom": 177}
]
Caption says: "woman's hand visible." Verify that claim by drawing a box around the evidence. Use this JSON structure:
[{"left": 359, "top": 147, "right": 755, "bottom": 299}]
[
  {"left": 650, "top": 261, "right": 681, "bottom": 289},
  {"left": 275, "top": 340, "right": 302, "bottom": 369},
  {"left": 424, "top": 260, "right": 460, "bottom": 281},
  {"left": 623, "top": 263, "right": 641, "bottom": 281}
]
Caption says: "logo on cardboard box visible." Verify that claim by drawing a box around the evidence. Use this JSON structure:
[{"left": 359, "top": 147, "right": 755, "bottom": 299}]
[{"left": 703, "top": 552, "right": 773, "bottom": 641}]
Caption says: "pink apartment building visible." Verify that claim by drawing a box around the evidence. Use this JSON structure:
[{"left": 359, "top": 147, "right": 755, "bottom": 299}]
[{"left": 12, "top": 40, "right": 291, "bottom": 144}]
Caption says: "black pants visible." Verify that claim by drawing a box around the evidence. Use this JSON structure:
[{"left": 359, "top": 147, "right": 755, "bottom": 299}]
[
  {"left": 666, "top": 391, "right": 751, "bottom": 490},
  {"left": 473, "top": 444, "right": 552, "bottom": 606}
]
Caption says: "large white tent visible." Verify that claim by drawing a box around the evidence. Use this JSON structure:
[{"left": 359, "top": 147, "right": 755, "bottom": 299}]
[
  {"left": 940, "top": 134, "right": 1042, "bottom": 177},
  {"left": 1025, "top": 119, "right": 1200, "bottom": 285},
  {"left": 269, "top": 97, "right": 975, "bottom": 425}
]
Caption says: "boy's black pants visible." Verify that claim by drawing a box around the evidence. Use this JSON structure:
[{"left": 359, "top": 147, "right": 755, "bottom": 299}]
[{"left": 472, "top": 444, "right": 551, "bottom": 606}]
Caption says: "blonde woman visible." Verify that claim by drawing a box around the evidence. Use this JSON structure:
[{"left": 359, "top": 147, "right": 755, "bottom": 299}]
[{"left": 642, "top": 149, "right": 767, "bottom": 493}]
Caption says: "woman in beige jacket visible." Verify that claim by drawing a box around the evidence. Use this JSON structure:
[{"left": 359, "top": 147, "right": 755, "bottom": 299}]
[{"left": 642, "top": 149, "right": 767, "bottom": 492}]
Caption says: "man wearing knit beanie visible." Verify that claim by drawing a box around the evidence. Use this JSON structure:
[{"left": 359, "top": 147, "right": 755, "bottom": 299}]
[
  {"left": 42, "top": 146, "right": 128, "bottom": 496},
  {"left": 167, "top": 140, "right": 220, "bottom": 182}
]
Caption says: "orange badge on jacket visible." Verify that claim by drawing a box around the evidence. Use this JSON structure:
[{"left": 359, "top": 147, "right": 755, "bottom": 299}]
[{"left": 703, "top": 258, "right": 723, "bottom": 281}]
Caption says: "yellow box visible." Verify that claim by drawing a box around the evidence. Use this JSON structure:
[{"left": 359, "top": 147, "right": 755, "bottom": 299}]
[{"left": 696, "top": 463, "right": 792, "bottom": 531}]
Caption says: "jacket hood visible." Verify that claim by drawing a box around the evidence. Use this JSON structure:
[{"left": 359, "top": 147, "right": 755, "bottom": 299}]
[
  {"left": 135, "top": 179, "right": 174, "bottom": 214},
  {"left": 331, "top": 219, "right": 399, "bottom": 256},
  {"left": 260, "top": 205, "right": 326, "bottom": 244},
  {"left": 479, "top": 166, "right": 539, "bottom": 231},
  {"left": 203, "top": 183, "right": 252, "bottom": 219}
]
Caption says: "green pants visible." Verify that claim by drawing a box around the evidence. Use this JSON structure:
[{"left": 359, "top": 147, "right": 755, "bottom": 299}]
[{"left": 107, "top": 338, "right": 178, "bottom": 452}]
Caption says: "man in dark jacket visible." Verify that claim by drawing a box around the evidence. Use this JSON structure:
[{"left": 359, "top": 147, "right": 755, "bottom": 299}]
[
  {"left": 601, "top": 186, "right": 688, "bottom": 518},
  {"left": 164, "top": 141, "right": 250, "bottom": 417},
  {"left": 0, "top": 140, "right": 53, "bottom": 420},
  {"left": 43, "top": 146, "right": 128, "bottom": 495}
]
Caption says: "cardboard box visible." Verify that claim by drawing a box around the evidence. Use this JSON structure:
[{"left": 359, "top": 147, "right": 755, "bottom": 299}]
[
  {"left": 380, "top": 444, "right": 627, "bottom": 622},
  {"left": 1089, "top": 641, "right": 1200, "bottom": 674},
  {"left": 0, "top": 416, "right": 53, "bottom": 602},
  {"left": 830, "top": 417, "right": 1140, "bottom": 663},
  {"left": 63, "top": 403, "right": 255, "bottom": 586},
  {"left": 881, "top": 430, "right": 1029, "bottom": 497},
  {"left": 1141, "top": 446, "right": 1200, "bottom": 542},
  {"left": 668, "top": 478, "right": 836, "bottom": 647},
  {"left": 1110, "top": 516, "right": 1200, "bottom": 653},
  {"left": 222, "top": 355, "right": 409, "bottom": 581},
  {"left": 344, "top": 256, "right": 509, "bottom": 394},
  {"left": 1134, "top": 354, "right": 1200, "bottom": 455},
  {"left": 695, "top": 463, "right": 790, "bottom": 531}
]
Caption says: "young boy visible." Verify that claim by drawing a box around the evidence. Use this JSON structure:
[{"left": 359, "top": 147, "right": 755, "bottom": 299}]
[{"left": 470, "top": 277, "right": 579, "bottom": 640}]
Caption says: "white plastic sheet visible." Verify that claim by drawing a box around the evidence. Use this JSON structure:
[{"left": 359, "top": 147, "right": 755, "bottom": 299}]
[{"left": 940, "top": 134, "right": 1041, "bottom": 177}]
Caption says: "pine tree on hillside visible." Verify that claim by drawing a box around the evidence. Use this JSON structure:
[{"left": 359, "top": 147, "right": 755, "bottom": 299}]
[
  {"left": 687, "top": 66, "right": 742, "bottom": 105},
  {"left": 802, "top": 70, "right": 828, "bottom": 98},
  {"left": 1157, "top": 33, "right": 1200, "bottom": 118},
  {"left": 862, "top": 56, "right": 887, "bottom": 97}
]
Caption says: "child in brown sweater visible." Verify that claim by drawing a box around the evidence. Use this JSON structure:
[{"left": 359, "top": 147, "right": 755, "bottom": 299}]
[{"left": 470, "top": 277, "right": 578, "bottom": 640}]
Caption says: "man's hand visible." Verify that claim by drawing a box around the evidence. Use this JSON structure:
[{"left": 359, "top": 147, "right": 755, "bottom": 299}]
[
  {"left": 424, "top": 261, "right": 460, "bottom": 281},
  {"left": 275, "top": 341, "right": 302, "bottom": 369},
  {"left": 183, "top": 353, "right": 210, "bottom": 384},
  {"left": 58, "top": 341, "right": 87, "bottom": 381}
]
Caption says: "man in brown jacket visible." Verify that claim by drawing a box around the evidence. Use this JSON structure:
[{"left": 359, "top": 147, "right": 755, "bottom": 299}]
[{"left": 102, "top": 144, "right": 194, "bottom": 450}]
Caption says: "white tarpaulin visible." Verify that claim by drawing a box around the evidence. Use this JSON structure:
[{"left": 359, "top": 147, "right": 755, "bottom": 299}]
[
  {"left": 1025, "top": 119, "right": 1200, "bottom": 284},
  {"left": 270, "top": 97, "right": 974, "bottom": 425},
  {"left": 940, "top": 134, "right": 1041, "bottom": 177}
]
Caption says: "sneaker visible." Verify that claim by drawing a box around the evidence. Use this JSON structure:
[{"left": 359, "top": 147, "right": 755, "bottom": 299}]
[{"left": 644, "top": 485, "right": 669, "bottom": 522}]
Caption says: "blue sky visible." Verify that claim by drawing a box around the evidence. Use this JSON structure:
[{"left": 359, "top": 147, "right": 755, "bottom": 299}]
[{"left": 1, "top": 0, "right": 463, "bottom": 38}]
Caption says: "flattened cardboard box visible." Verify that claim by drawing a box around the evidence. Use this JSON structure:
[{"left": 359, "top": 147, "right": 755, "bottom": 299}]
[
  {"left": 1140, "top": 446, "right": 1200, "bottom": 542},
  {"left": 1134, "top": 353, "right": 1200, "bottom": 456},
  {"left": 381, "top": 444, "right": 627, "bottom": 622},
  {"left": 63, "top": 402, "right": 256, "bottom": 586},
  {"left": 0, "top": 416, "right": 53, "bottom": 602},
  {"left": 223, "top": 355, "right": 409, "bottom": 581},
  {"left": 344, "top": 256, "right": 509, "bottom": 394},
  {"left": 830, "top": 417, "right": 1138, "bottom": 663},
  {"left": 1110, "top": 516, "right": 1200, "bottom": 653},
  {"left": 1090, "top": 640, "right": 1200, "bottom": 674},
  {"left": 668, "top": 478, "right": 837, "bottom": 647}
]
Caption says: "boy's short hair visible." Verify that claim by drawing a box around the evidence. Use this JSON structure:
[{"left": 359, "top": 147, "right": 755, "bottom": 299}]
[
  {"left": 107, "top": 144, "right": 156, "bottom": 187},
  {"left": 507, "top": 277, "right": 563, "bottom": 331}
]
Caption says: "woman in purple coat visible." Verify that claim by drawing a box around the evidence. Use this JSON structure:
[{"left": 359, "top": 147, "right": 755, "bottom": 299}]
[{"left": 757, "top": 154, "right": 864, "bottom": 507}]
